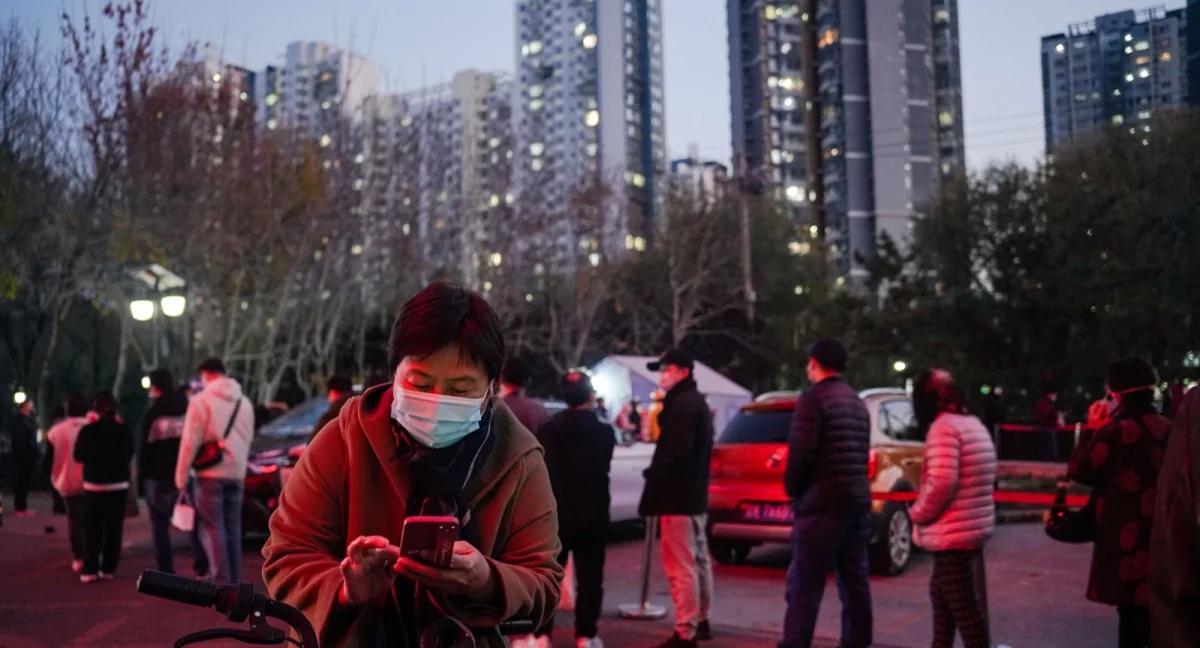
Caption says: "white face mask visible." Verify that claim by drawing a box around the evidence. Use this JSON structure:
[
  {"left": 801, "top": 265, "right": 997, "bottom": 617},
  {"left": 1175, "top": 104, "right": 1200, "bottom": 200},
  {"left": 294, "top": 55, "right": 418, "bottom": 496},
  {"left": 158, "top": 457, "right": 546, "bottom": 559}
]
[{"left": 391, "top": 380, "right": 489, "bottom": 449}]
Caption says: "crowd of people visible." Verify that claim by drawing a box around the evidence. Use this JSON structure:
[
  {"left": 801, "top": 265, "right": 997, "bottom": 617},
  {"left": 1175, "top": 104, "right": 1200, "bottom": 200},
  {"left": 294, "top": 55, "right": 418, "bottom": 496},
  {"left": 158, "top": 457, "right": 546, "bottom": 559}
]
[{"left": 5, "top": 281, "right": 1200, "bottom": 648}]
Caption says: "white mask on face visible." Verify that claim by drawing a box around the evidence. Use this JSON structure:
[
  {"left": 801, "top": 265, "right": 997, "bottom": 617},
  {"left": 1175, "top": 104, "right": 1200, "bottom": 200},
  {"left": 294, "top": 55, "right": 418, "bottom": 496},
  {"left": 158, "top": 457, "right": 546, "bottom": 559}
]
[{"left": 390, "top": 376, "right": 489, "bottom": 449}]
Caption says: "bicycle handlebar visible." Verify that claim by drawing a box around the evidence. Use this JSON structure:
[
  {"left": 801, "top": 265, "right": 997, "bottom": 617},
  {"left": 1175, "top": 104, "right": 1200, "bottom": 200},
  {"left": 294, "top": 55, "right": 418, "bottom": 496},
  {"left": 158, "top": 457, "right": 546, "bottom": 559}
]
[{"left": 137, "top": 570, "right": 223, "bottom": 609}]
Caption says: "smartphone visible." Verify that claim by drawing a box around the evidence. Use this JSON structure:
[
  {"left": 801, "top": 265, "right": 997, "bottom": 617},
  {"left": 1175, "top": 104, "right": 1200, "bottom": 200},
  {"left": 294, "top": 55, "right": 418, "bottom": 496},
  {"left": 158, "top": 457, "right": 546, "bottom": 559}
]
[{"left": 399, "top": 515, "right": 459, "bottom": 568}]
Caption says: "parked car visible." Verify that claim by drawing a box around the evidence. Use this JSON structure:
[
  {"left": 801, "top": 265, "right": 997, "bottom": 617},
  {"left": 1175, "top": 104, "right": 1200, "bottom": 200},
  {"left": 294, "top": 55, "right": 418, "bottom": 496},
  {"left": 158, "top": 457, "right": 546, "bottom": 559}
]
[
  {"left": 540, "top": 400, "right": 655, "bottom": 522},
  {"left": 243, "top": 397, "right": 329, "bottom": 535},
  {"left": 707, "top": 388, "right": 924, "bottom": 574}
]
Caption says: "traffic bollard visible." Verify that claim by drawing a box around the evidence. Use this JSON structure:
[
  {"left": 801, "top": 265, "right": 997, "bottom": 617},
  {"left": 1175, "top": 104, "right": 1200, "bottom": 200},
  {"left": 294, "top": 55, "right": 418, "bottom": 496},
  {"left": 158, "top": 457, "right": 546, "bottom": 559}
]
[{"left": 618, "top": 515, "right": 667, "bottom": 620}]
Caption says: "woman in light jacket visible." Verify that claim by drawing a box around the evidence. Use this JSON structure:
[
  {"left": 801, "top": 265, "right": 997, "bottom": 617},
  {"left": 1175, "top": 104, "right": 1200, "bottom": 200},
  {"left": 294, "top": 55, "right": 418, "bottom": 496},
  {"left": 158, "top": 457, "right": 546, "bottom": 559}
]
[{"left": 908, "top": 369, "right": 997, "bottom": 648}]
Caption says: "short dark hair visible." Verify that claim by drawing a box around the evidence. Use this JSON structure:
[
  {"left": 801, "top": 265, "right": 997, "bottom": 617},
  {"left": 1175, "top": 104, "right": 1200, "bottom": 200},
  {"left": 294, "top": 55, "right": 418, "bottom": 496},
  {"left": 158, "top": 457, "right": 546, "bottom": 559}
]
[
  {"left": 561, "top": 371, "right": 593, "bottom": 407},
  {"left": 913, "top": 368, "right": 967, "bottom": 433},
  {"left": 91, "top": 390, "right": 118, "bottom": 418},
  {"left": 387, "top": 283, "right": 505, "bottom": 380},
  {"left": 501, "top": 358, "right": 531, "bottom": 387},
  {"left": 1107, "top": 357, "right": 1158, "bottom": 412},
  {"left": 198, "top": 357, "right": 226, "bottom": 375},
  {"left": 807, "top": 338, "right": 847, "bottom": 373},
  {"left": 63, "top": 392, "right": 88, "bottom": 418},
  {"left": 148, "top": 369, "right": 175, "bottom": 394},
  {"left": 327, "top": 375, "right": 353, "bottom": 394}
]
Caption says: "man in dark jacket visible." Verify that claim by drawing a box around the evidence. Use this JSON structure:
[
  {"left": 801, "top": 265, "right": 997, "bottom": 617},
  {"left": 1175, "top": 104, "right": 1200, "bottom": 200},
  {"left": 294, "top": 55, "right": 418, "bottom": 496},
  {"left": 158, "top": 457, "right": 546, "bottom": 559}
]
[
  {"left": 9, "top": 399, "right": 38, "bottom": 516},
  {"left": 1150, "top": 385, "right": 1200, "bottom": 647},
  {"left": 312, "top": 374, "right": 353, "bottom": 440},
  {"left": 640, "top": 349, "right": 714, "bottom": 648},
  {"left": 534, "top": 371, "right": 615, "bottom": 648},
  {"left": 780, "top": 339, "right": 872, "bottom": 648},
  {"left": 140, "top": 369, "right": 208, "bottom": 576},
  {"left": 499, "top": 358, "right": 550, "bottom": 435}
]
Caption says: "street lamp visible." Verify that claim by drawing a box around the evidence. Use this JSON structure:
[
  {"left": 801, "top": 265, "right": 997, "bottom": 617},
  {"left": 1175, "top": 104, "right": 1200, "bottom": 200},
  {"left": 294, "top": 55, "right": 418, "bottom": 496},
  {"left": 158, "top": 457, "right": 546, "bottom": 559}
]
[
  {"left": 12, "top": 390, "right": 27, "bottom": 405},
  {"left": 141, "top": 375, "right": 152, "bottom": 390},
  {"left": 160, "top": 295, "right": 187, "bottom": 318},
  {"left": 893, "top": 360, "right": 908, "bottom": 373},
  {"left": 130, "top": 299, "right": 156, "bottom": 322}
]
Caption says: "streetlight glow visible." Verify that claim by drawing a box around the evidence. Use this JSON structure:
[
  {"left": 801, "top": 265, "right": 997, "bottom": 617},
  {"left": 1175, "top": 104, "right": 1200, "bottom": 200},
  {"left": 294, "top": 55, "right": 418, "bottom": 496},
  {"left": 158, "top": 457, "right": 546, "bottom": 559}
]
[
  {"left": 130, "top": 299, "right": 156, "bottom": 322},
  {"left": 13, "top": 390, "right": 27, "bottom": 405},
  {"left": 141, "top": 375, "right": 152, "bottom": 390},
  {"left": 893, "top": 360, "right": 908, "bottom": 373},
  {"left": 160, "top": 295, "right": 187, "bottom": 318}
]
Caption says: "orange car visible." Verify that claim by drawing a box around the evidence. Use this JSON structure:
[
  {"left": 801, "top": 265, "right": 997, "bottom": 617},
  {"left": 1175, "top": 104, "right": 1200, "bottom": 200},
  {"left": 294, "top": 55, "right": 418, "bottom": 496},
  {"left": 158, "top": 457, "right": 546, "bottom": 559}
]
[{"left": 707, "top": 388, "right": 925, "bottom": 574}]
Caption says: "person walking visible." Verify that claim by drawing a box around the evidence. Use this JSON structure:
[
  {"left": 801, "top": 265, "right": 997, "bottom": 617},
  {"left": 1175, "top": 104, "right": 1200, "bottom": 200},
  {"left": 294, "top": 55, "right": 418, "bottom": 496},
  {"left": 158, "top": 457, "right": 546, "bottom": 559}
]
[
  {"left": 1069, "top": 358, "right": 1172, "bottom": 648},
  {"left": 779, "top": 339, "right": 872, "bottom": 648},
  {"left": 73, "top": 391, "right": 135, "bottom": 583},
  {"left": 175, "top": 358, "right": 254, "bottom": 584},
  {"left": 46, "top": 393, "right": 90, "bottom": 573},
  {"left": 909, "top": 369, "right": 997, "bottom": 648},
  {"left": 531, "top": 371, "right": 615, "bottom": 648},
  {"left": 499, "top": 358, "right": 550, "bottom": 434},
  {"left": 140, "top": 369, "right": 208, "bottom": 576},
  {"left": 8, "top": 398, "right": 38, "bottom": 517},
  {"left": 641, "top": 349, "right": 714, "bottom": 648},
  {"left": 1151, "top": 384, "right": 1200, "bottom": 647}
]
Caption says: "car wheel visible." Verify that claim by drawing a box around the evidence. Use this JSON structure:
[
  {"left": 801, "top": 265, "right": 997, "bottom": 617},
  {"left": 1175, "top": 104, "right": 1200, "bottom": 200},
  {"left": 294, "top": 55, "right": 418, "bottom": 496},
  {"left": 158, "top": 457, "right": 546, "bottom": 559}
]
[
  {"left": 710, "top": 539, "right": 752, "bottom": 565},
  {"left": 870, "top": 504, "right": 913, "bottom": 575}
]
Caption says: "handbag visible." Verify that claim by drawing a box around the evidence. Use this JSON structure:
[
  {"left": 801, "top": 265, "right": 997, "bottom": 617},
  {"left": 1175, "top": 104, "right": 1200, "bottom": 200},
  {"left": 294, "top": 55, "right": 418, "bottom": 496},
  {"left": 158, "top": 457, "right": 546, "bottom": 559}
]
[
  {"left": 171, "top": 491, "right": 195, "bottom": 532},
  {"left": 192, "top": 398, "right": 242, "bottom": 470},
  {"left": 1044, "top": 481, "right": 1096, "bottom": 543}
]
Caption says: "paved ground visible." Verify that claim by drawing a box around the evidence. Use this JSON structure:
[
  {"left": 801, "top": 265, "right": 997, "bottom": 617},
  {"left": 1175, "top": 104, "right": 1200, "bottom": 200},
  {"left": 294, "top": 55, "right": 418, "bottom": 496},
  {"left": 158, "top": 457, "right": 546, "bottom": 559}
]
[{"left": 0, "top": 492, "right": 1116, "bottom": 647}]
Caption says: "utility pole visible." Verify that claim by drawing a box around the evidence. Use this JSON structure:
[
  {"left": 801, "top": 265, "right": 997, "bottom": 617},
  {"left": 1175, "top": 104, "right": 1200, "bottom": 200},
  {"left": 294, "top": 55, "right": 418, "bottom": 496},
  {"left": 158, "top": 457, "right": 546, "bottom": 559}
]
[{"left": 735, "top": 153, "right": 756, "bottom": 326}]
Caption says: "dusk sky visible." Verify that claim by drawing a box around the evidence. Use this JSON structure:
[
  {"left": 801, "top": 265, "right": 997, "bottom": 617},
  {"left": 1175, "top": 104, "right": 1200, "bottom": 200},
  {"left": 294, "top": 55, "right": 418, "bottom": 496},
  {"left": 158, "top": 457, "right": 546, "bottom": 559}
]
[{"left": 7, "top": 0, "right": 1186, "bottom": 171}]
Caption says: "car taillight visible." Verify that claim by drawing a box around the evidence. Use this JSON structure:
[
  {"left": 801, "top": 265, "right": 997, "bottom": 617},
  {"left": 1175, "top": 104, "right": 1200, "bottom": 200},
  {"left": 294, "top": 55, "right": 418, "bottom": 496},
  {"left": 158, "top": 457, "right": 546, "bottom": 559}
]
[
  {"left": 710, "top": 448, "right": 722, "bottom": 478},
  {"left": 867, "top": 448, "right": 878, "bottom": 481}
]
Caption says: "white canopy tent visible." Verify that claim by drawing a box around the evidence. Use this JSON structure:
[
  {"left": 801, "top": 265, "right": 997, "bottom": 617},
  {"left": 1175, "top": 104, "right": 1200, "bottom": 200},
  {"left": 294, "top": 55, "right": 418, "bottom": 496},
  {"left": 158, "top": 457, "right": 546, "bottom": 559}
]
[{"left": 589, "top": 355, "right": 753, "bottom": 434}]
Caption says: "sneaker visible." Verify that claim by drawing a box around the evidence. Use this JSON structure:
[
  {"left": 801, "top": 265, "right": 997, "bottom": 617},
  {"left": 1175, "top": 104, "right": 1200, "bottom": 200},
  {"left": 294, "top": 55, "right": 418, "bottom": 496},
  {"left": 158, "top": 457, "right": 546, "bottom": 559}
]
[
  {"left": 651, "top": 634, "right": 697, "bottom": 648},
  {"left": 98, "top": 572, "right": 115, "bottom": 581},
  {"left": 71, "top": 560, "right": 83, "bottom": 574},
  {"left": 79, "top": 574, "right": 98, "bottom": 584},
  {"left": 696, "top": 620, "right": 713, "bottom": 641},
  {"left": 577, "top": 637, "right": 605, "bottom": 648}
]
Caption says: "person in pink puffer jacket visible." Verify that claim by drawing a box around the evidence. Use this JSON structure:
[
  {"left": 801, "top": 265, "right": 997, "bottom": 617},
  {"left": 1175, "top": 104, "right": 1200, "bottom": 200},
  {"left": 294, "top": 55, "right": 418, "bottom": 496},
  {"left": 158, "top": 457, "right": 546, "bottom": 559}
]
[{"left": 908, "top": 369, "right": 997, "bottom": 648}]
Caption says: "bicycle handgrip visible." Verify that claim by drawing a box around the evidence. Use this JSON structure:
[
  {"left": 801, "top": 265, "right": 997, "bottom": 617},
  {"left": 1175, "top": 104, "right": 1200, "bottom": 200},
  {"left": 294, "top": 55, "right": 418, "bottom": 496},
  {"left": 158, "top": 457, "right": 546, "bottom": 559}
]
[{"left": 137, "top": 569, "right": 219, "bottom": 608}]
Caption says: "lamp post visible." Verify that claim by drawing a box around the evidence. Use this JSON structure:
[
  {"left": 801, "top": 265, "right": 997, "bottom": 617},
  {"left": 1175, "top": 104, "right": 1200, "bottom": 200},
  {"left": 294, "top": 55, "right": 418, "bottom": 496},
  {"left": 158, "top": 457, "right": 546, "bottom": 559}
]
[{"left": 128, "top": 265, "right": 188, "bottom": 372}]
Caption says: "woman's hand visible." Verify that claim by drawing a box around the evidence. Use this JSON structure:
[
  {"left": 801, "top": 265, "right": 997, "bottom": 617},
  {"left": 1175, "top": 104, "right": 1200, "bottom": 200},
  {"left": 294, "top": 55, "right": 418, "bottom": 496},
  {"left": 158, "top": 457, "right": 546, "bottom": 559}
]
[
  {"left": 340, "top": 536, "right": 401, "bottom": 606},
  {"left": 393, "top": 540, "right": 497, "bottom": 601}
]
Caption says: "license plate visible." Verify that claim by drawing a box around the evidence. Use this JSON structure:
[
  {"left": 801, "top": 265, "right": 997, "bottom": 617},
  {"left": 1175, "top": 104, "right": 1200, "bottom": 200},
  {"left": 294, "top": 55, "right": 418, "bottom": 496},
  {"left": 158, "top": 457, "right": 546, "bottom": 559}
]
[{"left": 740, "top": 502, "right": 792, "bottom": 523}]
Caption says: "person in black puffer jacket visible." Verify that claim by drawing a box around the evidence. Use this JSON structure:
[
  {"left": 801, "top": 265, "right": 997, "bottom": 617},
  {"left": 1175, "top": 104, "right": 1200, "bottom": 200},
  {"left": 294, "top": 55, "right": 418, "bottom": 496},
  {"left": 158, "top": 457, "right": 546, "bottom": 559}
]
[
  {"left": 780, "top": 338, "right": 873, "bottom": 648},
  {"left": 74, "top": 391, "right": 135, "bottom": 582},
  {"left": 640, "top": 349, "right": 715, "bottom": 648},
  {"left": 140, "top": 369, "right": 208, "bottom": 576}
]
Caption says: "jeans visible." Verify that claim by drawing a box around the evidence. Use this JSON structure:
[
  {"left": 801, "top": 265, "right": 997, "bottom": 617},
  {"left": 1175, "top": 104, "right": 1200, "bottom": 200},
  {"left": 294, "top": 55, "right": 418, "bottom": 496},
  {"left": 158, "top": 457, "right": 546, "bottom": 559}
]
[
  {"left": 194, "top": 478, "right": 244, "bottom": 584},
  {"left": 64, "top": 494, "right": 87, "bottom": 561},
  {"left": 83, "top": 490, "right": 127, "bottom": 575},
  {"left": 660, "top": 514, "right": 715, "bottom": 641},
  {"left": 780, "top": 512, "right": 873, "bottom": 648},
  {"left": 144, "top": 479, "right": 209, "bottom": 575}
]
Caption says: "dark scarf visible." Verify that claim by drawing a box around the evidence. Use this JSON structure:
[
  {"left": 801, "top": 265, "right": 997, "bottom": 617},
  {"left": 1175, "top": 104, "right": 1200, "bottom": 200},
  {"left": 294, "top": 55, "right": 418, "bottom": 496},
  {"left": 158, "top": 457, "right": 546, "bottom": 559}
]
[{"left": 376, "top": 408, "right": 496, "bottom": 648}]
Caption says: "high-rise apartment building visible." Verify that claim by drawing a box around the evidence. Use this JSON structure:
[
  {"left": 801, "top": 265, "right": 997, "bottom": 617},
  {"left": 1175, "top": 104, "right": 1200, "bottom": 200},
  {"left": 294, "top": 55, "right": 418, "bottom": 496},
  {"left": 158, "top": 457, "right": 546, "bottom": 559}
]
[
  {"left": 514, "top": 0, "right": 667, "bottom": 256},
  {"left": 728, "top": 0, "right": 965, "bottom": 279},
  {"left": 258, "top": 41, "right": 380, "bottom": 136},
  {"left": 1041, "top": 7, "right": 1189, "bottom": 152}
]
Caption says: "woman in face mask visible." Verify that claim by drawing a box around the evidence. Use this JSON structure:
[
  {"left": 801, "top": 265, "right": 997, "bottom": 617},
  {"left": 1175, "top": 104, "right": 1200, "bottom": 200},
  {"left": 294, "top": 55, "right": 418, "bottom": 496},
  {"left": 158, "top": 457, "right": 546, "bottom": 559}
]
[
  {"left": 262, "top": 283, "right": 564, "bottom": 647},
  {"left": 1068, "top": 358, "right": 1172, "bottom": 648}
]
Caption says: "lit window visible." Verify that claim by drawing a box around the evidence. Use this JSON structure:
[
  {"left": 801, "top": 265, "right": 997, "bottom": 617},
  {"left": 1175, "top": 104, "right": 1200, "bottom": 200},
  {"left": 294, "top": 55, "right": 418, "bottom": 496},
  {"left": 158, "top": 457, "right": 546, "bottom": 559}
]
[
  {"left": 836, "top": 276, "right": 846, "bottom": 287},
  {"left": 785, "top": 185, "right": 805, "bottom": 204},
  {"left": 489, "top": 252, "right": 503, "bottom": 267},
  {"left": 1137, "top": 110, "right": 1151, "bottom": 120},
  {"left": 1125, "top": 34, "right": 1132, "bottom": 42},
  {"left": 583, "top": 34, "right": 598, "bottom": 49},
  {"left": 267, "top": 118, "right": 277, "bottom": 130},
  {"left": 938, "top": 111, "right": 954, "bottom": 127},
  {"left": 529, "top": 99, "right": 544, "bottom": 111},
  {"left": 588, "top": 252, "right": 601, "bottom": 267},
  {"left": 586, "top": 143, "right": 598, "bottom": 157},
  {"left": 631, "top": 172, "right": 646, "bottom": 188},
  {"left": 574, "top": 22, "right": 587, "bottom": 38},
  {"left": 530, "top": 142, "right": 544, "bottom": 156},
  {"left": 529, "top": 40, "right": 543, "bottom": 55},
  {"left": 767, "top": 75, "right": 779, "bottom": 88},
  {"left": 239, "top": 91, "right": 248, "bottom": 102},
  {"left": 793, "top": 285, "right": 805, "bottom": 295},
  {"left": 529, "top": 84, "right": 544, "bottom": 98},
  {"left": 818, "top": 29, "right": 839, "bottom": 49},
  {"left": 319, "top": 134, "right": 332, "bottom": 148},
  {"left": 934, "top": 8, "right": 949, "bottom": 23},
  {"left": 489, "top": 194, "right": 501, "bottom": 207},
  {"left": 1126, "top": 73, "right": 1135, "bottom": 83},
  {"left": 353, "top": 179, "right": 365, "bottom": 191},
  {"left": 1135, "top": 55, "right": 1150, "bottom": 65},
  {"left": 1125, "top": 46, "right": 1134, "bottom": 54},
  {"left": 781, "top": 42, "right": 793, "bottom": 54},
  {"left": 401, "top": 115, "right": 413, "bottom": 127},
  {"left": 521, "top": 44, "right": 530, "bottom": 57},
  {"left": 764, "top": 4, "right": 778, "bottom": 20},
  {"left": 770, "top": 149, "right": 783, "bottom": 165},
  {"left": 489, "top": 137, "right": 500, "bottom": 148},
  {"left": 212, "top": 73, "right": 222, "bottom": 84},
  {"left": 585, "top": 110, "right": 600, "bottom": 127},
  {"left": 532, "top": 159, "right": 544, "bottom": 171},
  {"left": 1138, "top": 68, "right": 1150, "bottom": 79},
  {"left": 265, "top": 93, "right": 278, "bottom": 107},
  {"left": 1160, "top": 51, "right": 1172, "bottom": 62},
  {"left": 505, "top": 192, "right": 515, "bottom": 205},
  {"left": 1134, "top": 40, "right": 1149, "bottom": 51}
]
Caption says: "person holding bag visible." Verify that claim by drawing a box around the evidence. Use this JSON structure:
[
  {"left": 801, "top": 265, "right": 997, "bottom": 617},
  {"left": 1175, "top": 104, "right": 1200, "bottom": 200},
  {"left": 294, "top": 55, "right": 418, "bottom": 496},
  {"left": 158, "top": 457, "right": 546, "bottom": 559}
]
[
  {"left": 908, "top": 369, "right": 997, "bottom": 648},
  {"left": 1068, "top": 358, "right": 1172, "bottom": 648},
  {"left": 175, "top": 358, "right": 255, "bottom": 585}
]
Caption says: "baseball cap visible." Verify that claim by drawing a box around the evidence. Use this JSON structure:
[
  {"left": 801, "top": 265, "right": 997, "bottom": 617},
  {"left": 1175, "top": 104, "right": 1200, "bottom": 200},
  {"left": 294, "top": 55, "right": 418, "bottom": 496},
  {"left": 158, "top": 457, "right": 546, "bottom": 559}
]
[
  {"left": 647, "top": 348, "right": 695, "bottom": 372},
  {"left": 807, "top": 338, "right": 848, "bottom": 372}
]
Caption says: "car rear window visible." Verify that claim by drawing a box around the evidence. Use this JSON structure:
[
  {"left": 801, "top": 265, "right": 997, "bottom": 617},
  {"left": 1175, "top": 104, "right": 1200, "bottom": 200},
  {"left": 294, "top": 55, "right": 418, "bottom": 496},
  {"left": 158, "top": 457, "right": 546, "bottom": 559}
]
[{"left": 717, "top": 410, "right": 793, "bottom": 444}]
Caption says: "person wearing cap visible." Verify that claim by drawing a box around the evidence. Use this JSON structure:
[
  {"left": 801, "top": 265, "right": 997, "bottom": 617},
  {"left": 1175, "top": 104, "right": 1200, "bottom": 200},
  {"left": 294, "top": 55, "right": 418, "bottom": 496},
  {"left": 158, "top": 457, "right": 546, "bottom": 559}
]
[
  {"left": 1069, "top": 358, "right": 1172, "bottom": 648},
  {"left": 531, "top": 371, "right": 615, "bottom": 648},
  {"left": 780, "top": 338, "right": 873, "bottom": 648},
  {"left": 499, "top": 358, "right": 550, "bottom": 437},
  {"left": 641, "top": 349, "right": 715, "bottom": 648}
]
